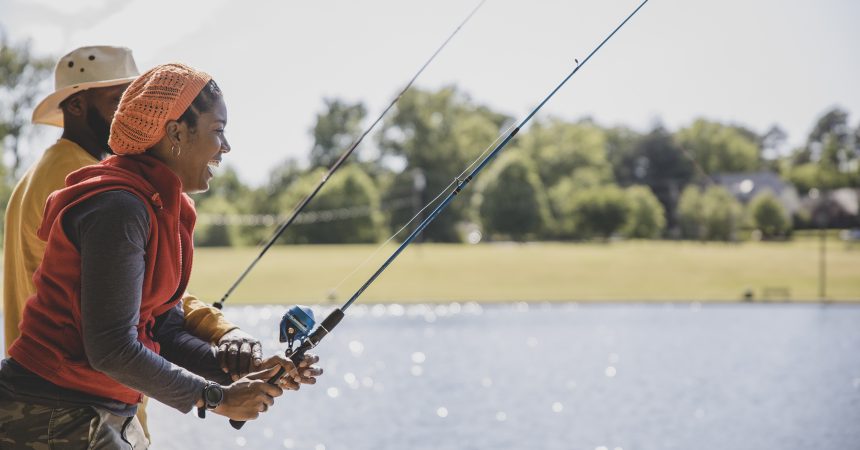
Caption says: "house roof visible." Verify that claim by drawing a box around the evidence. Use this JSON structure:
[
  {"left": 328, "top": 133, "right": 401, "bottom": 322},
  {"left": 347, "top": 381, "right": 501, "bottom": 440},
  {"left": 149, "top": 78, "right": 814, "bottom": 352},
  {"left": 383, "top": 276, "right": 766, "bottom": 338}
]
[{"left": 713, "top": 171, "right": 793, "bottom": 202}]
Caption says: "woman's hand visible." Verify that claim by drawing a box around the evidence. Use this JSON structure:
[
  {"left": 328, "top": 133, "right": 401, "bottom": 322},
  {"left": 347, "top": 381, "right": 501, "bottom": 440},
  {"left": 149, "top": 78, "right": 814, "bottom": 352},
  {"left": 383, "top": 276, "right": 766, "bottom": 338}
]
[
  {"left": 256, "top": 353, "right": 323, "bottom": 390},
  {"left": 288, "top": 353, "right": 323, "bottom": 388},
  {"left": 211, "top": 365, "right": 285, "bottom": 421}
]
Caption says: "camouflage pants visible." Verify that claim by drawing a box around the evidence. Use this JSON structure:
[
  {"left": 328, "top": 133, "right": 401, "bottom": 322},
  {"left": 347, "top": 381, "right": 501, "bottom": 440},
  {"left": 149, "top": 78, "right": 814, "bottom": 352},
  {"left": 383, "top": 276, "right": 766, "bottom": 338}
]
[{"left": 0, "top": 400, "right": 148, "bottom": 449}]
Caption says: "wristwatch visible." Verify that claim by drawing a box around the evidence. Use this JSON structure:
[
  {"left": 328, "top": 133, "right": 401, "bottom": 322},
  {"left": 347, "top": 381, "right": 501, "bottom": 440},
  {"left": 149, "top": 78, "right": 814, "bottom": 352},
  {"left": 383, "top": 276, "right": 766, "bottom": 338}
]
[{"left": 197, "top": 381, "right": 224, "bottom": 419}]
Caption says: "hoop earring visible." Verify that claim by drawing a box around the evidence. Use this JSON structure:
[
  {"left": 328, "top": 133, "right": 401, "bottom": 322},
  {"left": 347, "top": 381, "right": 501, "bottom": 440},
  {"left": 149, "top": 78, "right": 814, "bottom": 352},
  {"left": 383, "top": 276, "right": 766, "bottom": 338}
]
[{"left": 172, "top": 143, "right": 182, "bottom": 158}]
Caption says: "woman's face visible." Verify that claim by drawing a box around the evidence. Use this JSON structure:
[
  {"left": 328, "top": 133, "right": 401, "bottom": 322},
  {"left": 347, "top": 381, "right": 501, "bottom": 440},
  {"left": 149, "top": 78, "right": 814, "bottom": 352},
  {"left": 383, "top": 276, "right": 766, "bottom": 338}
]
[{"left": 176, "top": 97, "right": 230, "bottom": 193}]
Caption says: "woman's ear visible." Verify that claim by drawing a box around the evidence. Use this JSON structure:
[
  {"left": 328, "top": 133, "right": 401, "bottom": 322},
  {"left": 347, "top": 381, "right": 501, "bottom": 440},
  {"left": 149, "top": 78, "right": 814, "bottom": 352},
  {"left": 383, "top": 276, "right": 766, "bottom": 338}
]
[{"left": 165, "top": 120, "right": 184, "bottom": 147}]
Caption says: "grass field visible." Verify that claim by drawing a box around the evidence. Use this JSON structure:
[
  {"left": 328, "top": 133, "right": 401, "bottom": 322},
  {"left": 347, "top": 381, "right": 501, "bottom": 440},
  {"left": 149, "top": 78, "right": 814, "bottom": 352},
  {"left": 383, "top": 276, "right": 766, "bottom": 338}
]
[{"left": 187, "top": 238, "right": 860, "bottom": 304}]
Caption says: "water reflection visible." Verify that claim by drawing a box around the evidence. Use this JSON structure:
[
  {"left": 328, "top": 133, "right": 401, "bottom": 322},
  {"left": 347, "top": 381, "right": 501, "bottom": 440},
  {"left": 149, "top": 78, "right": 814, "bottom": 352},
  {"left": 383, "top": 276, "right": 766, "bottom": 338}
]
[
  {"left": 106, "top": 303, "right": 860, "bottom": 450},
  {"left": 348, "top": 340, "right": 364, "bottom": 356}
]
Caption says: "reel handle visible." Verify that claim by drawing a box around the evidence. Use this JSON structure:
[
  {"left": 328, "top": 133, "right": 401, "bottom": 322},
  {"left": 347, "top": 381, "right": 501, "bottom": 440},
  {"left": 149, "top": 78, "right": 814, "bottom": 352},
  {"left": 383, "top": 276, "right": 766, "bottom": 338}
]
[{"left": 229, "top": 309, "right": 344, "bottom": 430}]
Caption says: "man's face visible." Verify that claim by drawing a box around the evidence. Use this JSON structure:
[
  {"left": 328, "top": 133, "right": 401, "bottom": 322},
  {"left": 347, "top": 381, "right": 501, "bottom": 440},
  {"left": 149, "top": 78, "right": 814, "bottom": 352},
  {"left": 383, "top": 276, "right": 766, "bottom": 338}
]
[{"left": 84, "top": 83, "right": 130, "bottom": 154}]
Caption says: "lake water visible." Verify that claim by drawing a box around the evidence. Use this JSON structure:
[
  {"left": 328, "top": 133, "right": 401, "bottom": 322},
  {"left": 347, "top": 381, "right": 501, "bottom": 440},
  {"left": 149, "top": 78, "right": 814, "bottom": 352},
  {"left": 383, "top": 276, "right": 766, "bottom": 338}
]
[{"left": 4, "top": 303, "right": 860, "bottom": 449}]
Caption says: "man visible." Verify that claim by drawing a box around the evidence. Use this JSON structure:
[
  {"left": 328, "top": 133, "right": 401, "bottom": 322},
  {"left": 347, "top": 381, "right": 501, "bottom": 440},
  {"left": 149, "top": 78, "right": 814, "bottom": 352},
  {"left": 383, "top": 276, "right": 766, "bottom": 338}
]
[{"left": 2, "top": 45, "right": 262, "bottom": 440}]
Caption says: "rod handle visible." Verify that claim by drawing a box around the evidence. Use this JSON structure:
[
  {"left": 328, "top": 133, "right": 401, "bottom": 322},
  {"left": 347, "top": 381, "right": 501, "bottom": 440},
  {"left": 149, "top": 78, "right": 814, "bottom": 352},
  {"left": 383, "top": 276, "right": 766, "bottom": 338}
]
[
  {"left": 228, "top": 362, "right": 291, "bottom": 430},
  {"left": 229, "top": 309, "right": 344, "bottom": 430}
]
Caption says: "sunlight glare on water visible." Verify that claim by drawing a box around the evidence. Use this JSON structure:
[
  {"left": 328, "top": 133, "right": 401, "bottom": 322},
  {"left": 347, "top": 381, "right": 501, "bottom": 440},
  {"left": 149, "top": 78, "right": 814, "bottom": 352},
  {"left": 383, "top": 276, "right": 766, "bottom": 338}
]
[
  {"left": 348, "top": 340, "right": 364, "bottom": 356},
  {"left": 119, "top": 303, "right": 860, "bottom": 450},
  {"left": 361, "top": 376, "right": 373, "bottom": 388},
  {"left": 343, "top": 372, "right": 358, "bottom": 389}
]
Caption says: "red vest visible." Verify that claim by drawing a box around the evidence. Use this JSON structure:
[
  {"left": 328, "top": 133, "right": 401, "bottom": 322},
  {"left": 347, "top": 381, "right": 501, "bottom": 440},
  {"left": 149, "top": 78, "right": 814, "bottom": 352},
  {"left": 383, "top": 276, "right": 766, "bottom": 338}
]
[{"left": 9, "top": 154, "right": 196, "bottom": 404}]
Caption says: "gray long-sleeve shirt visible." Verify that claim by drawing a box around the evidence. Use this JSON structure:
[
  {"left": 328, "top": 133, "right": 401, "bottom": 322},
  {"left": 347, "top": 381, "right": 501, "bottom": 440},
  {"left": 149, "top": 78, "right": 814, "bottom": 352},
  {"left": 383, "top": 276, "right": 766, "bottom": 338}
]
[{"left": 0, "top": 190, "right": 229, "bottom": 415}]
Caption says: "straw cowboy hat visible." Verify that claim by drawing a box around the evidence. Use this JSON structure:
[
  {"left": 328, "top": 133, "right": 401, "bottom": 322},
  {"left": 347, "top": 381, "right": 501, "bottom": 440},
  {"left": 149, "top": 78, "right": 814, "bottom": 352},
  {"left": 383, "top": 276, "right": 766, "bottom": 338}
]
[{"left": 32, "top": 46, "right": 140, "bottom": 127}]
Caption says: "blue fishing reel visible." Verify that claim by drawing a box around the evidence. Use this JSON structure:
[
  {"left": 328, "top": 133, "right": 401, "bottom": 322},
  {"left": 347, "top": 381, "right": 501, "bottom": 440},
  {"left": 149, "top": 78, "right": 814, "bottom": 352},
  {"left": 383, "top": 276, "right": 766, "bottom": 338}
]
[{"left": 279, "top": 305, "right": 316, "bottom": 351}]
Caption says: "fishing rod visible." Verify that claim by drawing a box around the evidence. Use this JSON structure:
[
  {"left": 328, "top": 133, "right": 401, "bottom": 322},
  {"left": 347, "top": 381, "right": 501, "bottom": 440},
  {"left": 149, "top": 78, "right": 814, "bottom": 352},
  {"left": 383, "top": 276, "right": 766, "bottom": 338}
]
[
  {"left": 229, "top": 0, "right": 650, "bottom": 430},
  {"left": 214, "top": 0, "right": 486, "bottom": 309}
]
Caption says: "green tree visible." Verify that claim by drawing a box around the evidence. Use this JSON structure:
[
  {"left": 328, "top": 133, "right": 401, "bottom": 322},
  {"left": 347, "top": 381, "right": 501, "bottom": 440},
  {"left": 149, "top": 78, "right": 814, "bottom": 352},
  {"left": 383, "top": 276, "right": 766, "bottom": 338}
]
[
  {"left": 700, "top": 186, "right": 743, "bottom": 241},
  {"left": 747, "top": 190, "right": 790, "bottom": 239},
  {"left": 677, "top": 185, "right": 704, "bottom": 239},
  {"left": 194, "top": 195, "right": 241, "bottom": 247},
  {"left": 265, "top": 158, "right": 303, "bottom": 197},
  {"left": 475, "top": 153, "right": 551, "bottom": 241},
  {"left": 0, "top": 33, "right": 53, "bottom": 176},
  {"left": 605, "top": 125, "right": 643, "bottom": 184},
  {"left": 784, "top": 108, "right": 859, "bottom": 192},
  {"left": 378, "top": 86, "right": 509, "bottom": 242},
  {"left": 807, "top": 108, "right": 850, "bottom": 150},
  {"left": 677, "top": 185, "right": 742, "bottom": 241},
  {"left": 550, "top": 181, "right": 629, "bottom": 240},
  {"left": 276, "top": 165, "right": 381, "bottom": 244},
  {"left": 516, "top": 118, "right": 612, "bottom": 188},
  {"left": 194, "top": 165, "right": 265, "bottom": 246},
  {"left": 623, "top": 185, "right": 666, "bottom": 239},
  {"left": 761, "top": 124, "right": 788, "bottom": 161},
  {"left": 610, "top": 126, "right": 693, "bottom": 233},
  {"left": 675, "top": 118, "right": 761, "bottom": 174},
  {"left": 309, "top": 98, "right": 367, "bottom": 168}
]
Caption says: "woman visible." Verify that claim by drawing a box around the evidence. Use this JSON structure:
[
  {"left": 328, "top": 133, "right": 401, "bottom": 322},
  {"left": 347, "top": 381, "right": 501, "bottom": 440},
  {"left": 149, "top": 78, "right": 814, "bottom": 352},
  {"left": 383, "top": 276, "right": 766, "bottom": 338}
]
[{"left": 0, "top": 63, "right": 321, "bottom": 448}]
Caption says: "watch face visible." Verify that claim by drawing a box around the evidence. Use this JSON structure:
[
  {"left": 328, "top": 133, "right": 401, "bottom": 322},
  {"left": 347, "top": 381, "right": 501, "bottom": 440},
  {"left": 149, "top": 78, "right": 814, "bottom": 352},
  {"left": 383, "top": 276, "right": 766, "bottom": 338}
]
[{"left": 205, "top": 384, "right": 223, "bottom": 407}]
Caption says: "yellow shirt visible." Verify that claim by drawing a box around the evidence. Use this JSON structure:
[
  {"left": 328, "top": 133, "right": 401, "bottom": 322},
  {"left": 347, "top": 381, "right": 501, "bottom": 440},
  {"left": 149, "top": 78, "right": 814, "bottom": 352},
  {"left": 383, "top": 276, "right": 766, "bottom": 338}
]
[{"left": 3, "top": 139, "right": 236, "bottom": 351}]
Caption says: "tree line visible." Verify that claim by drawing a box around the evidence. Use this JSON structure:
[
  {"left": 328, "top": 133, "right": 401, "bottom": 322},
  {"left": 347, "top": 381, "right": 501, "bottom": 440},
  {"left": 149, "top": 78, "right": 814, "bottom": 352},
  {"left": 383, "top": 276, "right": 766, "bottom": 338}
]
[
  {"left": 190, "top": 88, "right": 859, "bottom": 246},
  {"left": 2, "top": 37, "right": 858, "bottom": 246}
]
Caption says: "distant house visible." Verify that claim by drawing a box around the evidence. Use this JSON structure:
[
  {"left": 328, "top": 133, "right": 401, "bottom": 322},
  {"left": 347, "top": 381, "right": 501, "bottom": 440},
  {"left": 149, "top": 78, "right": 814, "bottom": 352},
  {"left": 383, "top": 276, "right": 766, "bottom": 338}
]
[
  {"left": 799, "top": 188, "right": 860, "bottom": 228},
  {"left": 712, "top": 171, "right": 800, "bottom": 214}
]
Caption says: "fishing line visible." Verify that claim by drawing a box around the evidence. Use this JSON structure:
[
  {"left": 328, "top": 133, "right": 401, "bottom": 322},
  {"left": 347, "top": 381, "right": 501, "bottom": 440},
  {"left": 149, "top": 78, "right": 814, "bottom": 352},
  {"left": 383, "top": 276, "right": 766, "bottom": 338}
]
[
  {"left": 215, "top": 0, "right": 487, "bottom": 309},
  {"left": 229, "top": 0, "right": 649, "bottom": 430}
]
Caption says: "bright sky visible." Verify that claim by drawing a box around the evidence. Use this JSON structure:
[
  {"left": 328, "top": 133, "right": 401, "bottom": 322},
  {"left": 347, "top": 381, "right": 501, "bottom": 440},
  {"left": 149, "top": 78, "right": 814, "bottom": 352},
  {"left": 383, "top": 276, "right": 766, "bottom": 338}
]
[{"left": 2, "top": 0, "right": 859, "bottom": 185}]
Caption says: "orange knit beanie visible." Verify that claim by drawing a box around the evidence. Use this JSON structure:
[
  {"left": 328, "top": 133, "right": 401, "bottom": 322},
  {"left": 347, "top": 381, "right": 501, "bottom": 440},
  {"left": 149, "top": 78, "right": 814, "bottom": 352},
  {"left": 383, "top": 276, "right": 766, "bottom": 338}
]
[{"left": 109, "top": 63, "right": 212, "bottom": 155}]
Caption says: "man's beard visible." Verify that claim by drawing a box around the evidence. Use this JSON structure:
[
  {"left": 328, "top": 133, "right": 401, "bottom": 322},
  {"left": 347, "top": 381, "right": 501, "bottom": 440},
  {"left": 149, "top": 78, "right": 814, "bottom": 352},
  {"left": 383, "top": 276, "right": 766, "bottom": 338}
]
[{"left": 86, "top": 106, "right": 114, "bottom": 157}]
